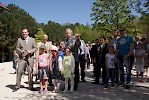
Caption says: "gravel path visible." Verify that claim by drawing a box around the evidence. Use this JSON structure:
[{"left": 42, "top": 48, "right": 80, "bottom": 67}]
[{"left": 0, "top": 62, "right": 149, "bottom": 100}]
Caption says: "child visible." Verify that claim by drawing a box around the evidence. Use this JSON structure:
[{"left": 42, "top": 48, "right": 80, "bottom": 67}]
[
  {"left": 50, "top": 45, "right": 62, "bottom": 93},
  {"left": 105, "top": 46, "right": 116, "bottom": 88},
  {"left": 36, "top": 45, "right": 49, "bottom": 93},
  {"left": 61, "top": 46, "right": 75, "bottom": 92},
  {"left": 134, "top": 42, "right": 145, "bottom": 82},
  {"left": 13, "top": 50, "right": 19, "bottom": 74}
]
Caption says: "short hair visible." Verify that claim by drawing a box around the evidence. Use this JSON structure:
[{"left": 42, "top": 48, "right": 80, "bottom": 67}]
[
  {"left": 108, "top": 37, "right": 113, "bottom": 40},
  {"left": 100, "top": 36, "right": 106, "bottom": 40},
  {"left": 108, "top": 46, "right": 114, "bottom": 50},
  {"left": 65, "top": 28, "right": 73, "bottom": 34},
  {"left": 119, "top": 28, "right": 126, "bottom": 32}
]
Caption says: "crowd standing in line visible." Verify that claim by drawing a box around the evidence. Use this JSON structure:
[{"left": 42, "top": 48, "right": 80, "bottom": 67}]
[{"left": 13, "top": 27, "right": 149, "bottom": 93}]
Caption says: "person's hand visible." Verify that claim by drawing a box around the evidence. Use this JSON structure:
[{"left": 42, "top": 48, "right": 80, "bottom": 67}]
[
  {"left": 123, "top": 55, "right": 128, "bottom": 60},
  {"left": 25, "top": 50, "right": 30, "bottom": 54},
  {"left": 36, "top": 69, "right": 38, "bottom": 74},
  {"left": 115, "top": 57, "right": 118, "bottom": 63}
]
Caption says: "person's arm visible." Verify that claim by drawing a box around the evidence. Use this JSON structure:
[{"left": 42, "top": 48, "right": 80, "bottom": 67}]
[
  {"left": 36, "top": 56, "right": 39, "bottom": 74},
  {"left": 15, "top": 53, "right": 19, "bottom": 62},
  {"left": 105, "top": 54, "right": 108, "bottom": 70},
  {"left": 49, "top": 57, "right": 53, "bottom": 72},
  {"left": 28, "top": 38, "right": 37, "bottom": 54},
  {"left": 47, "top": 55, "right": 50, "bottom": 70},
  {"left": 141, "top": 50, "right": 146, "bottom": 58},
  {"left": 134, "top": 50, "right": 138, "bottom": 57},
  {"left": 16, "top": 38, "right": 24, "bottom": 54},
  {"left": 71, "top": 55, "right": 75, "bottom": 74},
  {"left": 58, "top": 56, "right": 62, "bottom": 72}
]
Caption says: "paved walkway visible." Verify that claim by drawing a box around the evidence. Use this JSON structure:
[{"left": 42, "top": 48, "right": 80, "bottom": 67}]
[{"left": 0, "top": 62, "right": 149, "bottom": 100}]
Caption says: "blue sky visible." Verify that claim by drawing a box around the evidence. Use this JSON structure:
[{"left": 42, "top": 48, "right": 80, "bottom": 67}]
[{"left": 1, "top": 0, "right": 95, "bottom": 25}]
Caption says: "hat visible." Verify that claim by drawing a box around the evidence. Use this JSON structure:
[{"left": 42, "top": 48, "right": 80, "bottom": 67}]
[
  {"left": 40, "top": 45, "right": 46, "bottom": 50},
  {"left": 51, "top": 45, "right": 58, "bottom": 52},
  {"left": 138, "top": 41, "right": 143, "bottom": 45},
  {"left": 65, "top": 46, "right": 71, "bottom": 50}
]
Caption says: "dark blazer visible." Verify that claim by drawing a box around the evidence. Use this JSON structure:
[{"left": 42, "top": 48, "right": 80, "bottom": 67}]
[{"left": 97, "top": 43, "right": 108, "bottom": 65}]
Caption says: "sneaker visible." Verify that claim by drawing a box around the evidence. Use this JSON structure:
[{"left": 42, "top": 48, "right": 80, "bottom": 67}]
[
  {"left": 55, "top": 89, "right": 59, "bottom": 93},
  {"left": 111, "top": 84, "right": 115, "bottom": 88},
  {"left": 124, "top": 84, "right": 130, "bottom": 89},
  {"left": 52, "top": 89, "right": 56, "bottom": 93},
  {"left": 104, "top": 84, "right": 108, "bottom": 88},
  {"left": 63, "top": 90, "right": 68, "bottom": 93},
  {"left": 70, "top": 90, "right": 74, "bottom": 92},
  {"left": 39, "top": 88, "right": 43, "bottom": 93},
  {"left": 44, "top": 89, "right": 48, "bottom": 93},
  {"left": 138, "top": 80, "right": 144, "bottom": 82},
  {"left": 119, "top": 83, "right": 124, "bottom": 87}
]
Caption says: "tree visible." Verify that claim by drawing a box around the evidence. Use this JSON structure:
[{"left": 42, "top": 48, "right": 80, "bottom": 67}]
[
  {"left": 34, "top": 28, "right": 45, "bottom": 42},
  {"left": 0, "top": 4, "right": 38, "bottom": 62},
  {"left": 91, "top": 0, "right": 138, "bottom": 36}
]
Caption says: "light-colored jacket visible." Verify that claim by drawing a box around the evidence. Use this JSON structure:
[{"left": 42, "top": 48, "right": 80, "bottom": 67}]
[
  {"left": 16, "top": 37, "right": 37, "bottom": 57},
  {"left": 36, "top": 41, "right": 52, "bottom": 57}
]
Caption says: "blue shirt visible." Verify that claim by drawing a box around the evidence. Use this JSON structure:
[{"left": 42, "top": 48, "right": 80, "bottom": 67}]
[
  {"left": 117, "top": 36, "right": 133, "bottom": 56},
  {"left": 58, "top": 50, "right": 64, "bottom": 59}
]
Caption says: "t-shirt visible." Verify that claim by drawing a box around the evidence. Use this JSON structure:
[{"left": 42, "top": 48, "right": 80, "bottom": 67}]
[
  {"left": 106, "top": 53, "right": 115, "bottom": 68},
  {"left": 58, "top": 50, "right": 64, "bottom": 59},
  {"left": 117, "top": 36, "right": 133, "bottom": 56},
  {"left": 37, "top": 53, "right": 49, "bottom": 67},
  {"left": 135, "top": 49, "right": 145, "bottom": 64}
]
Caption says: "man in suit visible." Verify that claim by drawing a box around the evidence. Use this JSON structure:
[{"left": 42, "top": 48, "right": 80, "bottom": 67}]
[
  {"left": 15, "top": 28, "right": 37, "bottom": 90},
  {"left": 90, "top": 39, "right": 100, "bottom": 78}
]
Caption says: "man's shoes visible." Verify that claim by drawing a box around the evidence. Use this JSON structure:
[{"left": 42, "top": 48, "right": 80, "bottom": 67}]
[
  {"left": 100, "top": 82, "right": 106, "bottom": 85},
  {"left": 119, "top": 83, "right": 125, "bottom": 87},
  {"left": 81, "top": 79, "right": 86, "bottom": 82},
  {"left": 92, "top": 82, "right": 99, "bottom": 84},
  {"left": 74, "top": 86, "right": 78, "bottom": 91},
  {"left": 104, "top": 84, "right": 108, "bottom": 89},
  {"left": 124, "top": 84, "right": 130, "bottom": 89},
  {"left": 13, "top": 86, "right": 20, "bottom": 92},
  {"left": 28, "top": 85, "right": 33, "bottom": 90}
]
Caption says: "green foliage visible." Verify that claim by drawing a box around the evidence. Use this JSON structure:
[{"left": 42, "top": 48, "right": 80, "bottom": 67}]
[
  {"left": 0, "top": 4, "right": 38, "bottom": 61},
  {"left": 91, "top": 0, "right": 139, "bottom": 37},
  {"left": 34, "top": 28, "right": 45, "bottom": 42}
]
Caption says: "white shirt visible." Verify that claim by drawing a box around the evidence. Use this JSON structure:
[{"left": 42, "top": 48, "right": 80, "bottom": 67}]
[{"left": 106, "top": 53, "right": 115, "bottom": 68}]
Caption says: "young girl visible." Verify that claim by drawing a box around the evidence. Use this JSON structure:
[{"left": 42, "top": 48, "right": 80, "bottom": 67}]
[
  {"left": 61, "top": 46, "right": 75, "bottom": 92},
  {"left": 36, "top": 45, "right": 49, "bottom": 93},
  {"left": 105, "top": 46, "right": 116, "bottom": 88},
  {"left": 50, "top": 45, "right": 62, "bottom": 93},
  {"left": 134, "top": 42, "right": 145, "bottom": 82}
]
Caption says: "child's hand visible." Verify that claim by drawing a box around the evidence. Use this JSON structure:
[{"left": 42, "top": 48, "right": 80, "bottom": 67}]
[
  {"left": 36, "top": 69, "right": 38, "bottom": 75},
  {"left": 114, "top": 57, "right": 118, "bottom": 63}
]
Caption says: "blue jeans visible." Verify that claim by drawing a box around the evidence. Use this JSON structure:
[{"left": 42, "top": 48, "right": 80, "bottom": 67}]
[
  {"left": 118, "top": 55, "right": 131, "bottom": 84},
  {"left": 106, "top": 68, "right": 115, "bottom": 85}
]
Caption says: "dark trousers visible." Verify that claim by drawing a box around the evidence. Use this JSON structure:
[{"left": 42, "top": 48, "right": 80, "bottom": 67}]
[
  {"left": 106, "top": 68, "right": 115, "bottom": 85},
  {"left": 80, "top": 60, "right": 86, "bottom": 81},
  {"left": 94, "top": 63, "right": 106, "bottom": 84},
  {"left": 118, "top": 55, "right": 131, "bottom": 84},
  {"left": 114, "top": 62, "right": 119, "bottom": 82},
  {"left": 129, "top": 55, "right": 134, "bottom": 70},
  {"left": 74, "top": 62, "right": 79, "bottom": 89}
]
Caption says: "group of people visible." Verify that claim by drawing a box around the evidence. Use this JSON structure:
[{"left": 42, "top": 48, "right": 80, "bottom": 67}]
[
  {"left": 90, "top": 29, "right": 149, "bottom": 89},
  {"left": 13, "top": 27, "right": 149, "bottom": 93},
  {"left": 13, "top": 28, "right": 90, "bottom": 93}
]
